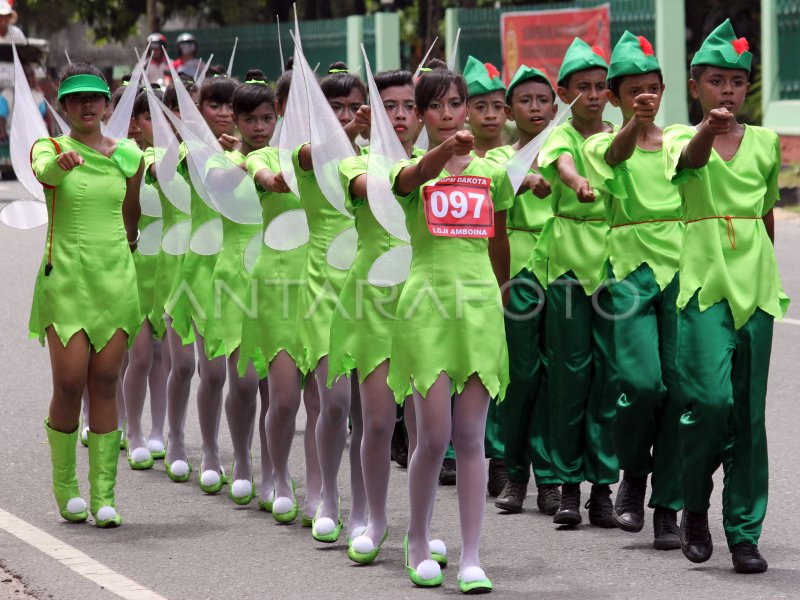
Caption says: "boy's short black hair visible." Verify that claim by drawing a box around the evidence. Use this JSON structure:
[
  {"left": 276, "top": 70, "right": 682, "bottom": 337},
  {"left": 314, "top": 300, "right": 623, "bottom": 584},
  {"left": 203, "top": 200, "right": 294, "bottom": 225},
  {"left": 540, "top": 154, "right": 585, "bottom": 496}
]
[
  {"left": 608, "top": 70, "right": 664, "bottom": 97},
  {"left": 689, "top": 64, "right": 750, "bottom": 82},
  {"left": 508, "top": 75, "right": 556, "bottom": 104}
]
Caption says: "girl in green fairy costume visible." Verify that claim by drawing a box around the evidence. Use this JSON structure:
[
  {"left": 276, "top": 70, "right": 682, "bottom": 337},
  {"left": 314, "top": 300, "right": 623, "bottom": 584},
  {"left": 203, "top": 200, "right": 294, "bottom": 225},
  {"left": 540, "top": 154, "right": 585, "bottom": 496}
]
[{"left": 33, "top": 62, "right": 144, "bottom": 527}]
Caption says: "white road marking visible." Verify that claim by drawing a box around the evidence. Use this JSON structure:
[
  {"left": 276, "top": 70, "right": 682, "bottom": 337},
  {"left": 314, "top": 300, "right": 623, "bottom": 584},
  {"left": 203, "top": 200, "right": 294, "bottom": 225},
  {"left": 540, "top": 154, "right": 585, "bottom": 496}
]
[
  {"left": 0, "top": 508, "right": 166, "bottom": 600},
  {"left": 779, "top": 317, "right": 800, "bottom": 326}
]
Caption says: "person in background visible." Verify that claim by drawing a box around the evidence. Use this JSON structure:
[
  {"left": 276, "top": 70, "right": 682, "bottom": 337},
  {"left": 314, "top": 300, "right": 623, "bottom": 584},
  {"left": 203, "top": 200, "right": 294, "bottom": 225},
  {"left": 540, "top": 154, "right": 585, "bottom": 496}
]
[
  {"left": 0, "top": 1, "right": 25, "bottom": 43},
  {"left": 173, "top": 33, "right": 202, "bottom": 79},
  {"left": 146, "top": 33, "right": 172, "bottom": 86}
]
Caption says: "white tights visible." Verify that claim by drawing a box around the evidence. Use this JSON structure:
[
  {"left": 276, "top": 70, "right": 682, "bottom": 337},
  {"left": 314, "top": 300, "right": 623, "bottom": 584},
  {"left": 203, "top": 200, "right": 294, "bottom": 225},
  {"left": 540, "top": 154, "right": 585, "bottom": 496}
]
[{"left": 407, "top": 372, "right": 490, "bottom": 582}]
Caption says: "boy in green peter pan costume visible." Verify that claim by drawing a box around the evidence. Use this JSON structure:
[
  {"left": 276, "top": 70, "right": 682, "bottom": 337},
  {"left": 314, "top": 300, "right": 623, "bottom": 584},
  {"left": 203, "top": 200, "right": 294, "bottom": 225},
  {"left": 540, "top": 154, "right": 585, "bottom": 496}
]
[
  {"left": 534, "top": 38, "right": 619, "bottom": 529},
  {"left": 663, "top": 19, "right": 788, "bottom": 574},
  {"left": 486, "top": 65, "right": 562, "bottom": 516},
  {"left": 583, "top": 31, "right": 683, "bottom": 550},
  {"left": 463, "top": 55, "right": 510, "bottom": 496}
]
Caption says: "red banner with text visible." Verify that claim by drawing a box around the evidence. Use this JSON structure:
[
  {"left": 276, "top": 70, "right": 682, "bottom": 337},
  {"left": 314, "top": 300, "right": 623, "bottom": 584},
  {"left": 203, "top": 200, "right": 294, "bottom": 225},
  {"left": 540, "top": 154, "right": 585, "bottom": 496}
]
[{"left": 501, "top": 4, "right": 611, "bottom": 88}]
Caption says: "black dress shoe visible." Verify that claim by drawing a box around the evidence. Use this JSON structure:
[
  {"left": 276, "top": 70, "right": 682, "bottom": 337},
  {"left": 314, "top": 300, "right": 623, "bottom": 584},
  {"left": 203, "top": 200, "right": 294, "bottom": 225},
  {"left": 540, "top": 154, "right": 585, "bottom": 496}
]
[
  {"left": 536, "top": 484, "right": 561, "bottom": 516},
  {"left": 612, "top": 474, "right": 647, "bottom": 533},
  {"left": 439, "top": 458, "right": 456, "bottom": 485},
  {"left": 487, "top": 458, "right": 508, "bottom": 497},
  {"left": 390, "top": 422, "right": 408, "bottom": 468},
  {"left": 553, "top": 483, "right": 582, "bottom": 526},
  {"left": 495, "top": 480, "right": 528, "bottom": 513},
  {"left": 587, "top": 484, "right": 615, "bottom": 528},
  {"left": 653, "top": 507, "right": 681, "bottom": 550},
  {"left": 731, "top": 543, "right": 768, "bottom": 574},
  {"left": 680, "top": 510, "right": 713, "bottom": 563}
]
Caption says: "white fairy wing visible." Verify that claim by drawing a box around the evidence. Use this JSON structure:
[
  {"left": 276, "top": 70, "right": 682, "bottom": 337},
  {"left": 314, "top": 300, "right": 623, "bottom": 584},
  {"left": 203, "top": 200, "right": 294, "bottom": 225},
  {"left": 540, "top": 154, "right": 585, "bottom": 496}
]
[
  {"left": 367, "top": 244, "right": 412, "bottom": 287},
  {"left": 45, "top": 100, "right": 70, "bottom": 136},
  {"left": 269, "top": 116, "right": 283, "bottom": 148},
  {"left": 415, "top": 128, "right": 429, "bottom": 152},
  {"left": 278, "top": 50, "right": 311, "bottom": 197},
  {"left": 326, "top": 225, "right": 358, "bottom": 271},
  {"left": 161, "top": 220, "right": 192, "bottom": 256},
  {"left": 263, "top": 208, "right": 309, "bottom": 251},
  {"left": 413, "top": 37, "right": 438, "bottom": 79},
  {"left": 195, "top": 54, "right": 213, "bottom": 87},
  {"left": 227, "top": 38, "right": 238, "bottom": 77},
  {"left": 293, "top": 40, "right": 354, "bottom": 218},
  {"left": 105, "top": 50, "right": 149, "bottom": 140},
  {"left": 189, "top": 217, "right": 223, "bottom": 255},
  {"left": 0, "top": 199, "right": 48, "bottom": 229},
  {"left": 165, "top": 57, "right": 221, "bottom": 151},
  {"left": 242, "top": 231, "right": 261, "bottom": 274},
  {"left": 201, "top": 152, "right": 263, "bottom": 225},
  {"left": 147, "top": 90, "right": 191, "bottom": 215},
  {"left": 137, "top": 219, "right": 163, "bottom": 255},
  {"left": 505, "top": 96, "right": 579, "bottom": 194},
  {"left": 10, "top": 42, "right": 46, "bottom": 203},
  {"left": 139, "top": 170, "right": 163, "bottom": 217},
  {"left": 448, "top": 28, "right": 462, "bottom": 71},
  {"left": 361, "top": 46, "right": 410, "bottom": 243}
]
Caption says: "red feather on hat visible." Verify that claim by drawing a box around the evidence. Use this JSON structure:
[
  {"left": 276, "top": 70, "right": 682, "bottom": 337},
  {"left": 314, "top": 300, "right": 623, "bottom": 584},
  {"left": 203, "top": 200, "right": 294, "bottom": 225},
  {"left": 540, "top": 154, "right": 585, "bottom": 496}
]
[
  {"left": 484, "top": 62, "right": 500, "bottom": 80},
  {"left": 637, "top": 36, "right": 654, "bottom": 56},
  {"left": 591, "top": 45, "right": 605, "bottom": 60},
  {"left": 732, "top": 37, "right": 749, "bottom": 55}
]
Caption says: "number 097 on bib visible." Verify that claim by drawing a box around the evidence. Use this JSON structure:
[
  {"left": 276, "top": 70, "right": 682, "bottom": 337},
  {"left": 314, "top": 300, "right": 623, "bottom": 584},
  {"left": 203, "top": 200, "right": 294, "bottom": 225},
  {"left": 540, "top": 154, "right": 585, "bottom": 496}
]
[{"left": 422, "top": 175, "right": 495, "bottom": 239}]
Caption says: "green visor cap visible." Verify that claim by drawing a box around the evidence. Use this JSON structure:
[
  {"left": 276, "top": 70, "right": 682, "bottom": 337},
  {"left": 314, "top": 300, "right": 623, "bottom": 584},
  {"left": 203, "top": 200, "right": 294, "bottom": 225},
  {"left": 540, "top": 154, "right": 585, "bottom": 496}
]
[
  {"left": 607, "top": 31, "right": 661, "bottom": 79},
  {"left": 463, "top": 55, "right": 506, "bottom": 98},
  {"left": 57, "top": 74, "right": 111, "bottom": 101},
  {"left": 506, "top": 65, "right": 554, "bottom": 104},
  {"left": 558, "top": 37, "right": 608, "bottom": 83},
  {"left": 691, "top": 18, "right": 752, "bottom": 73}
]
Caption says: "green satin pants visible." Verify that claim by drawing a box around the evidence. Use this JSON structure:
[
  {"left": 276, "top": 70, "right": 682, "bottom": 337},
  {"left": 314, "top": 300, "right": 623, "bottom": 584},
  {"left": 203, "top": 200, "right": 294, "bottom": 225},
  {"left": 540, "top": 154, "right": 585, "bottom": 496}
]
[
  {"left": 612, "top": 265, "right": 683, "bottom": 510},
  {"left": 546, "top": 271, "right": 619, "bottom": 485},
  {"left": 677, "top": 294, "right": 772, "bottom": 549},
  {"left": 497, "top": 269, "right": 559, "bottom": 485}
]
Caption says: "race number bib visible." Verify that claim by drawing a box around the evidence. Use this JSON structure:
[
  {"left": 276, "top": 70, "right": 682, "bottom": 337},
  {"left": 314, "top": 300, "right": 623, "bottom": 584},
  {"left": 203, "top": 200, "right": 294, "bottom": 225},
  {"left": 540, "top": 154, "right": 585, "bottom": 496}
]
[{"left": 422, "top": 176, "right": 494, "bottom": 238}]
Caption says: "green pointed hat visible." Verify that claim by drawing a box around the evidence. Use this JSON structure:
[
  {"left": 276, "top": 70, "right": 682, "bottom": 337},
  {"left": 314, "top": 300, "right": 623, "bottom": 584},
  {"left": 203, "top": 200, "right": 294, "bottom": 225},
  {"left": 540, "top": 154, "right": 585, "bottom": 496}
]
[
  {"left": 691, "top": 18, "right": 752, "bottom": 73},
  {"left": 463, "top": 55, "right": 506, "bottom": 98},
  {"left": 557, "top": 37, "right": 608, "bottom": 84},
  {"left": 506, "top": 65, "right": 554, "bottom": 104},
  {"left": 607, "top": 31, "right": 661, "bottom": 79}
]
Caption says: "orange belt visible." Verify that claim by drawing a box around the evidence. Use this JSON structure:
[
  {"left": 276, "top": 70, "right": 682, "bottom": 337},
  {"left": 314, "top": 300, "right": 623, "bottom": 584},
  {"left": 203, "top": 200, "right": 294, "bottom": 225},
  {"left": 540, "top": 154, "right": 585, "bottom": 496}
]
[
  {"left": 553, "top": 213, "right": 606, "bottom": 223},
  {"left": 685, "top": 215, "right": 762, "bottom": 250},
  {"left": 610, "top": 218, "right": 682, "bottom": 229}
]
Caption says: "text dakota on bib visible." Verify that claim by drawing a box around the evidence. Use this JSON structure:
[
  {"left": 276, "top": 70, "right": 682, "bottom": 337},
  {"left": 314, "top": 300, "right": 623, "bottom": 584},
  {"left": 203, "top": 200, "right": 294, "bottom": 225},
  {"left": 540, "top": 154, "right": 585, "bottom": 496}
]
[{"left": 423, "top": 175, "right": 494, "bottom": 238}]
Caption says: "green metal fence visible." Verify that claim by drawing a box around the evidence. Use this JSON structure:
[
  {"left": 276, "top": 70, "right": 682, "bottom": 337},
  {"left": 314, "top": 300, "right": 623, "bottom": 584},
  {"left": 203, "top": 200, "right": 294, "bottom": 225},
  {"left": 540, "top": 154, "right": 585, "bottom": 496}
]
[
  {"left": 455, "top": 0, "right": 656, "bottom": 73},
  {"left": 777, "top": 0, "right": 800, "bottom": 100},
  {"left": 165, "top": 18, "right": 350, "bottom": 82}
]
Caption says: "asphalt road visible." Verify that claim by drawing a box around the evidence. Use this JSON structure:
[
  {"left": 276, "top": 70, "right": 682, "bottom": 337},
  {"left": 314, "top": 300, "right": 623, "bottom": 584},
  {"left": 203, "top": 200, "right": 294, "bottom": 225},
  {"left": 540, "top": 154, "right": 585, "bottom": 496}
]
[{"left": 1, "top": 181, "right": 799, "bottom": 600}]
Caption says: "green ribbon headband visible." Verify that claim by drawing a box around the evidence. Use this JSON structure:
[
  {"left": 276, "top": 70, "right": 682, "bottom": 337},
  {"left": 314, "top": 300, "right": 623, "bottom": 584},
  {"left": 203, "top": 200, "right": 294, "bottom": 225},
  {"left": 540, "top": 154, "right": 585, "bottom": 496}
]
[
  {"left": 328, "top": 68, "right": 349, "bottom": 74},
  {"left": 245, "top": 79, "right": 268, "bottom": 86},
  {"left": 57, "top": 74, "right": 111, "bottom": 101}
]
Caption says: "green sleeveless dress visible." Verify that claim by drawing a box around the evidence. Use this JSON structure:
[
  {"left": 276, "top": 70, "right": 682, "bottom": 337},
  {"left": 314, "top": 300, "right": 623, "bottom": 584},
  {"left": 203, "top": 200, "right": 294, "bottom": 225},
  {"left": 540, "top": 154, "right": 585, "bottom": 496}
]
[
  {"left": 29, "top": 136, "right": 143, "bottom": 350},
  {"left": 293, "top": 144, "right": 357, "bottom": 375},
  {"left": 327, "top": 150, "right": 421, "bottom": 385},
  {"left": 202, "top": 149, "right": 263, "bottom": 359},
  {"left": 167, "top": 142, "right": 221, "bottom": 344},
  {"left": 387, "top": 156, "right": 514, "bottom": 403},
  {"left": 238, "top": 147, "right": 307, "bottom": 378},
  {"left": 135, "top": 147, "right": 166, "bottom": 338}
]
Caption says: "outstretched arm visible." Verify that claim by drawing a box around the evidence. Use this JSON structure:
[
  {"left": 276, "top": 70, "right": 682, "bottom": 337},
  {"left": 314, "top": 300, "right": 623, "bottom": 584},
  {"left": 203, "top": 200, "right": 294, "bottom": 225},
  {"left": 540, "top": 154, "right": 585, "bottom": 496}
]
[
  {"left": 679, "top": 108, "right": 733, "bottom": 170},
  {"left": 394, "top": 131, "right": 474, "bottom": 196},
  {"left": 123, "top": 159, "right": 144, "bottom": 250},
  {"left": 606, "top": 93, "right": 657, "bottom": 166}
]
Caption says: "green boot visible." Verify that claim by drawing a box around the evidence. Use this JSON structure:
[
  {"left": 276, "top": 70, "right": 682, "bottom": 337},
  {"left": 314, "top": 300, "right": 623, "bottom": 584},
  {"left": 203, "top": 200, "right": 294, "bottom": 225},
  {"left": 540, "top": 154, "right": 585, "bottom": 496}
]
[
  {"left": 87, "top": 430, "right": 123, "bottom": 528},
  {"left": 44, "top": 419, "right": 88, "bottom": 523}
]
